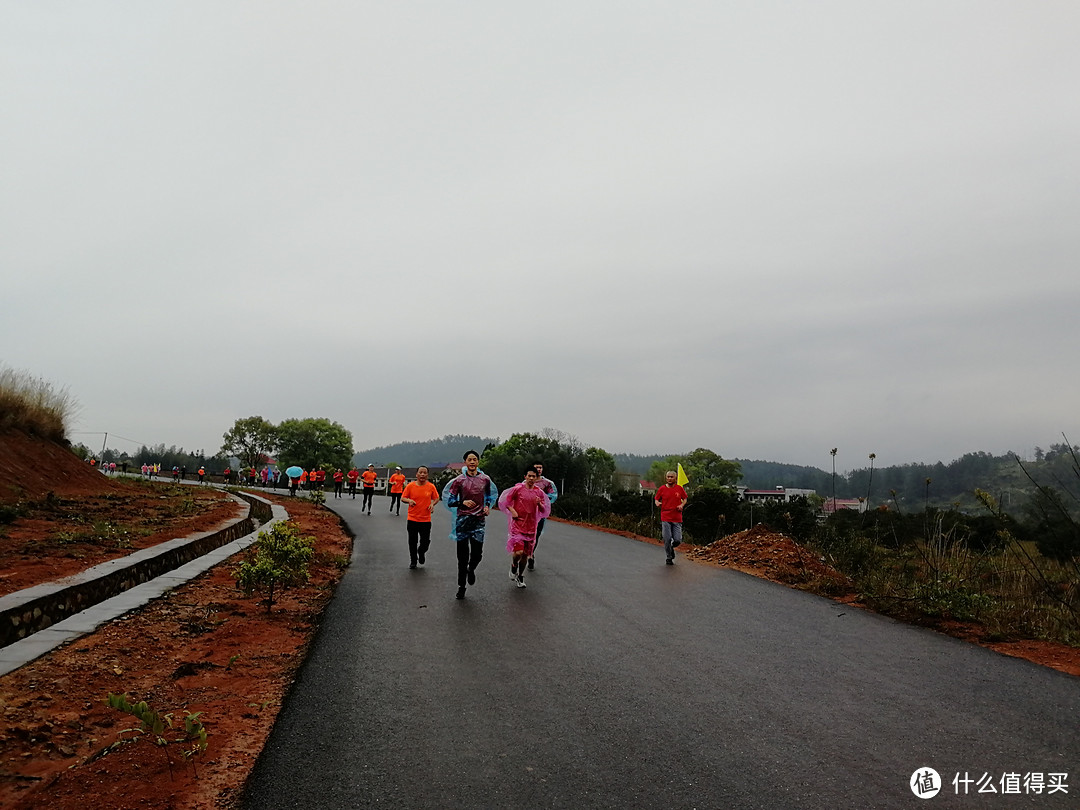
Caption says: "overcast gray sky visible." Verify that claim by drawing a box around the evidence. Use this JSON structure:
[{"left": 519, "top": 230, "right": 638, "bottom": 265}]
[{"left": 3, "top": 1, "right": 1078, "bottom": 471}]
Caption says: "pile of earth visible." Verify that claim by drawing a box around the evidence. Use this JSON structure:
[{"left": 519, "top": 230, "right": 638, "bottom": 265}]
[
  {"left": 684, "top": 524, "right": 854, "bottom": 595},
  {"left": 0, "top": 429, "right": 127, "bottom": 503}
]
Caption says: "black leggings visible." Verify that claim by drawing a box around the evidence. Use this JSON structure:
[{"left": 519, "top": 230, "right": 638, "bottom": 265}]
[
  {"left": 456, "top": 538, "right": 484, "bottom": 587},
  {"left": 407, "top": 520, "right": 432, "bottom": 563},
  {"left": 390, "top": 492, "right": 402, "bottom": 513},
  {"left": 361, "top": 488, "right": 374, "bottom": 510}
]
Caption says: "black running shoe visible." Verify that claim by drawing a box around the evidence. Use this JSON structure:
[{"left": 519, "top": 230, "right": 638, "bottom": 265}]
[
  {"left": 527, "top": 558, "right": 535, "bottom": 570},
  {"left": 467, "top": 569, "right": 476, "bottom": 586},
  {"left": 456, "top": 586, "right": 466, "bottom": 600}
]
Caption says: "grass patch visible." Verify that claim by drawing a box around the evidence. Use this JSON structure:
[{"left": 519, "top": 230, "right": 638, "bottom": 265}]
[{"left": 0, "top": 366, "right": 78, "bottom": 441}]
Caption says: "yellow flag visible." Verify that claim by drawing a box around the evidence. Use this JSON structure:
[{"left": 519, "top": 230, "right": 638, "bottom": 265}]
[{"left": 677, "top": 463, "right": 689, "bottom": 487}]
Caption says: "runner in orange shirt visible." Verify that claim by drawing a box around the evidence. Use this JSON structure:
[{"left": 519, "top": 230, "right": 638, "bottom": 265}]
[
  {"left": 360, "top": 464, "right": 378, "bottom": 515},
  {"left": 388, "top": 467, "right": 407, "bottom": 515},
  {"left": 401, "top": 466, "right": 440, "bottom": 568}
]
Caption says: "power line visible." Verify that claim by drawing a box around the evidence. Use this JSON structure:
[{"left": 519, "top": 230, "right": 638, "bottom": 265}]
[{"left": 70, "top": 432, "right": 150, "bottom": 447}]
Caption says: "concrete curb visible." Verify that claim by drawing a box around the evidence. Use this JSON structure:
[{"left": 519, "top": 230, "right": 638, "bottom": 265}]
[{"left": 0, "top": 495, "right": 288, "bottom": 677}]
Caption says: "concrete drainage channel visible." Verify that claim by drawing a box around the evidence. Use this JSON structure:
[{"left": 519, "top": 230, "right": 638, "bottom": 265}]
[{"left": 0, "top": 489, "right": 287, "bottom": 677}]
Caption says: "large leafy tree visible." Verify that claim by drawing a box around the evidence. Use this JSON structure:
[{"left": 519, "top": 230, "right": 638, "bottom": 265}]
[
  {"left": 480, "top": 431, "right": 616, "bottom": 496},
  {"left": 582, "top": 447, "right": 616, "bottom": 496},
  {"left": 648, "top": 448, "right": 742, "bottom": 489},
  {"left": 276, "top": 417, "right": 354, "bottom": 471},
  {"left": 480, "top": 433, "right": 563, "bottom": 491},
  {"left": 221, "top": 416, "right": 278, "bottom": 470}
]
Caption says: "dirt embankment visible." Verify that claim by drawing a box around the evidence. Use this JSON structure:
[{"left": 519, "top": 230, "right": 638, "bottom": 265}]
[{"left": 0, "top": 430, "right": 354, "bottom": 809}]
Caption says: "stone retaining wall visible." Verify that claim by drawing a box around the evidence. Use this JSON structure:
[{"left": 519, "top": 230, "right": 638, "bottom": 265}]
[{"left": 0, "top": 490, "right": 272, "bottom": 648}]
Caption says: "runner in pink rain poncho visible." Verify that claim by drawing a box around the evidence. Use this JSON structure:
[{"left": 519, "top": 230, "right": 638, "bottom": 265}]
[{"left": 498, "top": 467, "right": 551, "bottom": 589}]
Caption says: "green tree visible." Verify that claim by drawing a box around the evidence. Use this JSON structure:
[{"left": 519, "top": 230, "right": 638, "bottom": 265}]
[
  {"left": 648, "top": 448, "right": 741, "bottom": 489},
  {"left": 582, "top": 447, "right": 616, "bottom": 496},
  {"left": 221, "top": 416, "right": 278, "bottom": 470},
  {"left": 277, "top": 417, "right": 354, "bottom": 471},
  {"left": 1027, "top": 487, "right": 1080, "bottom": 561},
  {"left": 480, "top": 433, "right": 563, "bottom": 491}
]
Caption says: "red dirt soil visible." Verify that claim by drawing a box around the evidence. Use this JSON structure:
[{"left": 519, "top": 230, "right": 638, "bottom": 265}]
[{"left": 0, "top": 432, "right": 353, "bottom": 809}]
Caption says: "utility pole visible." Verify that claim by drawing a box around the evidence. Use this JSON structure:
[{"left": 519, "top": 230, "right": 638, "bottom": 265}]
[{"left": 829, "top": 448, "right": 838, "bottom": 514}]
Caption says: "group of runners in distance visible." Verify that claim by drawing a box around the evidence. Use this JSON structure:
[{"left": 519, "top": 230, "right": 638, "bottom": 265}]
[
  {"left": 94, "top": 448, "right": 689, "bottom": 597},
  {"left": 355, "top": 450, "right": 690, "bottom": 600}
]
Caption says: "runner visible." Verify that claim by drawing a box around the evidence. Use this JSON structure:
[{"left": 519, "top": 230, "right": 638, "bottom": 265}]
[
  {"left": 528, "top": 462, "right": 559, "bottom": 570},
  {"left": 198, "top": 466, "right": 206, "bottom": 484},
  {"left": 346, "top": 466, "right": 359, "bottom": 499},
  {"left": 499, "top": 467, "right": 552, "bottom": 589},
  {"left": 654, "top": 470, "right": 688, "bottom": 565},
  {"left": 442, "top": 450, "right": 498, "bottom": 600},
  {"left": 360, "top": 464, "right": 378, "bottom": 514},
  {"left": 388, "top": 467, "right": 406, "bottom": 515},
  {"left": 401, "top": 466, "right": 440, "bottom": 569},
  {"left": 332, "top": 469, "right": 345, "bottom": 499}
]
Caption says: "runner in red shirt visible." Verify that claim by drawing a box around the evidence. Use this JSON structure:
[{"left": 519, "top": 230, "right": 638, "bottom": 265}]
[
  {"left": 346, "top": 467, "right": 359, "bottom": 499},
  {"left": 654, "top": 470, "right": 688, "bottom": 565},
  {"left": 332, "top": 469, "right": 345, "bottom": 499}
]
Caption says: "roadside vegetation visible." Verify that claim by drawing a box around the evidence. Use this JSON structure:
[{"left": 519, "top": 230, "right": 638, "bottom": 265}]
[
  {"left": 0, "top": 366, "right": 77, "bottom": 442},
  {"left": 551, "top": 443, "right": 1080, "bottom": 649}
]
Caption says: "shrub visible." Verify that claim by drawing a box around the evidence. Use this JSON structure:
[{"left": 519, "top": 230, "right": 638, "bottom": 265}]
[
  {"left": 552, "top": 493, "right": 612, "bottom": 521},
  {"left": 682, "top": 486, "right": 741, "bottom": 544},
  {"left": 607, "top": 491, "right": 653, "bottom": 519},
  {"left": 234, "top": 521, "right": 315, "bottom": 612}
]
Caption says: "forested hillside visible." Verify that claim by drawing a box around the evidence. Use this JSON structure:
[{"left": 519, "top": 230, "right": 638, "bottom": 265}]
[
  {"left": 615, "top": 445, "right": 1080, "bottom": 515},
  {"left": 738, "top": 445, "right": 1079, "bottom": 513},
  {"left": 353, "top": 434, "right": 498, "bottom": 467}
]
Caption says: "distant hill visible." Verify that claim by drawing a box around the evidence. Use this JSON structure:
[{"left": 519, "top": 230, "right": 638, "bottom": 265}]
[
  {"left": 353, "top": 434, "right": 499, "bottom": 468},
  {"left": 357, "top": 437, "right": 1079, "bottom": 515}
]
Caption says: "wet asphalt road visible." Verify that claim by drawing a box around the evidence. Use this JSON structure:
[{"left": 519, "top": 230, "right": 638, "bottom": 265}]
[{"left": 241, "top": 495, "right": 1080, "bottom": 809}]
